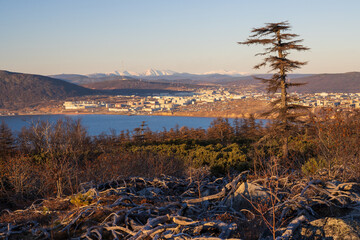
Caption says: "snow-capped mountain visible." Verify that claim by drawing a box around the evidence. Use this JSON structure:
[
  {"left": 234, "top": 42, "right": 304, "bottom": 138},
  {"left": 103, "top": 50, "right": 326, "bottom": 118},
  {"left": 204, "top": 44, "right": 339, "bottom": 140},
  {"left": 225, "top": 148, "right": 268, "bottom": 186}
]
[
  {"left": 203, "top": 70, "right": 248, "bottom": 76},
  {"left": 87, "top": 69, "right": 178, "bottom": 78},
  {"left": 86, "top": 69, "right": 248, "bottom": 78},
  {"left": 115, "top": 70, "right": 140, "bottom": 76},
  {"left": 142, "top": 69, "right": 177, "bottom": 76},
  {"left": 86, "top": 72, "right": 121, "bottom": 78}
]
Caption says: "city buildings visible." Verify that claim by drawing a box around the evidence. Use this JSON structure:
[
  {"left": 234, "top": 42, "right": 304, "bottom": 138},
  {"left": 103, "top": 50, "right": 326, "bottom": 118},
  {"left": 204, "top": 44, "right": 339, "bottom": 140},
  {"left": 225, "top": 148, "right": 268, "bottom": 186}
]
[{"left": 62, "top": 90, "right": 360, "bottom": 114}]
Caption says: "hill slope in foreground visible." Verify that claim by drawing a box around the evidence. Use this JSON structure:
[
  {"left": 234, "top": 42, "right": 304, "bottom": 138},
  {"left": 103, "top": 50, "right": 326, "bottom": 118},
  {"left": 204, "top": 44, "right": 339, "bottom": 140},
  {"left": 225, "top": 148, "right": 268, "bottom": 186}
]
[
  {"left": 1, "top": 174, "right": 360, "bottom": 239},
  {"left": 0, "top": 70, "right": 94, "bottom": 109}
]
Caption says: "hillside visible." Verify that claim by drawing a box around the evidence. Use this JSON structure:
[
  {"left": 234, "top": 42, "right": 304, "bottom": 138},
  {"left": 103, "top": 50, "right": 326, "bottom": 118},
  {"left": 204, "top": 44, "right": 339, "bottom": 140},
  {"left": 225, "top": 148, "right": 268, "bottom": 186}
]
[
  {"left": 291, "top": 72, "right": 360, "bottom": 93},
  {"left": 2, "top": 174, "right": 360, "bottom": 239},
  {"left": 50, "top": 74, "right": 137, "bottom": 85},
  {"left": 49, "top": 74, "right": 94, "bottom": 84},
  {"left": 0, "top": 70, "right": 94, "bottom": 109},
  {"left": 223, "top": 72, "right": 360, "bottom": 93}
]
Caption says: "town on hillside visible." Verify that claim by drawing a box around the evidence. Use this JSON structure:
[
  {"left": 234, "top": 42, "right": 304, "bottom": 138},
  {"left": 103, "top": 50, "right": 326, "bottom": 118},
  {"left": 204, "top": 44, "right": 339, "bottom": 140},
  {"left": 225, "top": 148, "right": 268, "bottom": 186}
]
[
  {"left": 2, "top": 88, "right": 359, "bottom": 116},
  {"left": 61, "top": 89, "right": 360, "bottom": 115}
]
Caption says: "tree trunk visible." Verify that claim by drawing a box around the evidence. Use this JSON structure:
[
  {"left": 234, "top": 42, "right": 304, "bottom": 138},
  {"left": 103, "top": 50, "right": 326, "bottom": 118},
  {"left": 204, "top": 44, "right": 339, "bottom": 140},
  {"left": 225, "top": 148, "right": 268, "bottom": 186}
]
[{"left": 277, "top": 30, "right": 289, "bottom": 160}]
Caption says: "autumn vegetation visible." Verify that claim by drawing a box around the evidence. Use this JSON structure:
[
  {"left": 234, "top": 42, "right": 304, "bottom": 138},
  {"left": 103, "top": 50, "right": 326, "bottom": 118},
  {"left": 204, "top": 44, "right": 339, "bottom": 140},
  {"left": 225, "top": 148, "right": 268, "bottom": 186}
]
[
  {"left": 0, "top": 109, "right": 359, "bottom": 239},
  {"left": 0, "top": 109, "right": 359, "bottom": 209}
]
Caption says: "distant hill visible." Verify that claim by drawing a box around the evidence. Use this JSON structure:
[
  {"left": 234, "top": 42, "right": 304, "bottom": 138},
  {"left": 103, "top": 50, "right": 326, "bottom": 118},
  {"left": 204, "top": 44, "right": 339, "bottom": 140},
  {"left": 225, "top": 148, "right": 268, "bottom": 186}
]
[
  {"left": 220, "top": 74, "right": 312, "bottom": 91},
  {"left": 50, "top": 74, "right": 137, "bottom": 85},
  {"left": 54, "top": 71, "right": 314, "bottom": 87},
  {"left": 223, "top": 72, "right": 360, "bottom": 93},
  {"left": 0, "top": 70, "right": 94, "bottom": 109},
  {"left": 49, "top": 74, "right": 94, "bottom": 85},
  {"left": 82, "top": 77, "right": 197, "bottom": 91},
  {"left": 50, "top": 72, "right": 240, "bottom": 85},
  {"left": 290, "top": 72, "right": 360, "bottom": 93},
  {"left": 50, "top": 71, "right": 360, "bottom": 94}
]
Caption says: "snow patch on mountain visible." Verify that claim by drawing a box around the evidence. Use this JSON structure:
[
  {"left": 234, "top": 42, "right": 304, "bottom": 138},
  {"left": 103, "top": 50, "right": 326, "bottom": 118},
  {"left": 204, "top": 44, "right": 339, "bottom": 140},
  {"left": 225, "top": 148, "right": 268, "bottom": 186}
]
[
  {"left": 86, "top": 72, "right": 117, "bottom": 78},
  {"left": 117, "top": 70, "right": 140, "bottom": 76},
  {"left": 203, "top": 70, "right": 249, "bottom": 76},
  {"left": 142, "top": 69, "right": 177, "bottom": 76},
  {"left": 86, "top": 69, "right": 249, "bottom": 78},
  {"left": 87, "top": 69, "right": 179, "bottom": 78}
]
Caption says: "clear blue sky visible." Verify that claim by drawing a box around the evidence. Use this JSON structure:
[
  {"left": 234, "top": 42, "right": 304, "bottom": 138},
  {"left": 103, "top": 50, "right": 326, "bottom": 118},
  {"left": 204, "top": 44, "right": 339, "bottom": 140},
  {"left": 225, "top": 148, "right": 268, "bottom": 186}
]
[{"left": 0, "top": 0, "right": 359, "bottom": 75}]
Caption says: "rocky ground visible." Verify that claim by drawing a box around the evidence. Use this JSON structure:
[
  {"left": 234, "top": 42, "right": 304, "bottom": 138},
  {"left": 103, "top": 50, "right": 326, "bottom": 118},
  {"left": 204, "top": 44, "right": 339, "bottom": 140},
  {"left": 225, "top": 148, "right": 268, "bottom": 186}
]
[{"left": 1, "top": 171, "right": 360, "bottom": 239}]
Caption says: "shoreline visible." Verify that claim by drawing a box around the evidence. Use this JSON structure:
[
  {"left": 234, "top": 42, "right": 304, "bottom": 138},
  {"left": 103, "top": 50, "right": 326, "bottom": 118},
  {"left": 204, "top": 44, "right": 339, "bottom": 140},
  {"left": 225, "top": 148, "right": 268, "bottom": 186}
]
[
  {"left": 0, "top": 111, "right": 269, "bottom": 120},
  {"left": 1, "top": 99, "right": 272, "bottom": 120},
  {"left": 151, "top": 111, "right": 268, "bottom": 120}
]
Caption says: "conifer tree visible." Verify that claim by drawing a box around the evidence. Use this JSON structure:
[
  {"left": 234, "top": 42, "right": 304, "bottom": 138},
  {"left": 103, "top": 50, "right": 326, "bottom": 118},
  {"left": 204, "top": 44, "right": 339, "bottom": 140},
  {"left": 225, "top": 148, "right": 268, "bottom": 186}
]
[
  {"left": 0, "top": 121, "right": 14, "bottom": 160},
  {"left": 239, "top": 21, "right": 309, "bottom": 159}
]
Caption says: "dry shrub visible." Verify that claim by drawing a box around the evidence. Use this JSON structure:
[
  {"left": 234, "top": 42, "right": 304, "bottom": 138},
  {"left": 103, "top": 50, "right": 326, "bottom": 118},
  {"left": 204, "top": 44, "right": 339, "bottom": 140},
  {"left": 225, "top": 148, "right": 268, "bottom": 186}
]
[
  {"left": 83, "top": 149, "right": 185, "bottom": 184},
  {"left": 41, "top": 157, "right": 80, "bottom": 198},
  {"left": 1, "top": 156, "right": 38, "bottom": 200},
  {"left": 186, "top": 166, "right": 211, "bottom": 198},
  {"left": 310, "top": 110, "right": 360, "bottom": 181},
  {"left": 0, "top": 148, "right": 185, "bottom": 207}
]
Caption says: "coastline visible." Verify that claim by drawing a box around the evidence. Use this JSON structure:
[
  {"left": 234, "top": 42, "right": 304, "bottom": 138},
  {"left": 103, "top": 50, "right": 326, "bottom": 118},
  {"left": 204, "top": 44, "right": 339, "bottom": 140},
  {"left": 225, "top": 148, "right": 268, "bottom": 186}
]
[
  {"left": 0, "top": 110, "right": 269, "bottom": 120},
  {"left": 0, "top": 99, "right": 271, "bottom": 120},
  {"left": 151, "top": 111, "right": 268, "bottom": 120}
]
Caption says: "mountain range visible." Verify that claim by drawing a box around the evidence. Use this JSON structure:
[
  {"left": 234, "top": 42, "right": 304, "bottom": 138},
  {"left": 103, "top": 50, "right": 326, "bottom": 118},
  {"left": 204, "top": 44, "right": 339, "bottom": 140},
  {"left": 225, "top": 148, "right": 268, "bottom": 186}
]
[
  {"left": 50, "top": 69, "right": 360, "bottom": 94},
  {"left": 85, "top": 69, "right": 246, "bottom": 78},
  {"left": 50, "top": 69, "right": 250, "bottom": 85},
  {"left": 2, "top": 69, "right": 360, "bottom": 110},
  {"left": 89, "top": 69, "right": 178, "bottom": 78},
  {"left": 82, "top": 78, "right": 197, "bottom": 91}
]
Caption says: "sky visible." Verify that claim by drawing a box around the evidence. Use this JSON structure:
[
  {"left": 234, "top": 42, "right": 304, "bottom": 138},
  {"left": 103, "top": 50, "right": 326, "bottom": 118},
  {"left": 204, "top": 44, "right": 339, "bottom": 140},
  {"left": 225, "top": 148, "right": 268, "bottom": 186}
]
[{"left": 0, "top": 0, "right": 359, "bottom": 75}]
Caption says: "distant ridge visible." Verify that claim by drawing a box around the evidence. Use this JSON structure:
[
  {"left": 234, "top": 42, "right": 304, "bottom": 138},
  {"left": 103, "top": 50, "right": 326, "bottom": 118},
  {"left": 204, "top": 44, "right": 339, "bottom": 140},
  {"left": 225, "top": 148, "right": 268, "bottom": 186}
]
[
  {"left": 50, "top": 71, "right": 360, "bottom": 93},
  {"left": 51, "top": 69, "right": 249, "bottom": 84},
  {"left": 0, "top": 70, "right": 94, "bottom": 109},
  {"left": 223, "top": 72, "right": 360, "bottom": 93},
  {"left": 50, "top": 74, "right": 136, "bottom": 85},
  {"left": 82, "top": 77, "right": 195, "bottom": 91},
  {"left": 291, "top": 72, "right": 360, "bottom": 93},
  {"left": 49, "top": 74, "right": 94, "bottom": 85},
  {"left": 86, "top": 68, "right": 178, "bottom": 78},
  {"left": 51, "top": 70, "right": 310, "bottom": 85}
]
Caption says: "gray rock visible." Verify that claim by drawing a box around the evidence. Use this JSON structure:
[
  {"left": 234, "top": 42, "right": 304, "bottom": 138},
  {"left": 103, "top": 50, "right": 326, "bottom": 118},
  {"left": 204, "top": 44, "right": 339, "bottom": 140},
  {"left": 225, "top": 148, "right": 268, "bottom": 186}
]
[
  {"left": 225, "top": 181, "right": 270, "bottom": 211},
  {"left": 138, "top": 187, "right": 163, "bottom": 198},
  {"left": 292, "top": 217, "right": 360, "bottom": 240}
]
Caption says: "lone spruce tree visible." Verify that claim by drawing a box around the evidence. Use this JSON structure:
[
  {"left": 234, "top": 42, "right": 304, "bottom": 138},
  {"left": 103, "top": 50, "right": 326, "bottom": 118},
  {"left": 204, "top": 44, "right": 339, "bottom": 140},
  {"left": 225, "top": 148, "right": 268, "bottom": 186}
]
[{"left": 239, "top": 21, "right": 309, "bottom": 159}]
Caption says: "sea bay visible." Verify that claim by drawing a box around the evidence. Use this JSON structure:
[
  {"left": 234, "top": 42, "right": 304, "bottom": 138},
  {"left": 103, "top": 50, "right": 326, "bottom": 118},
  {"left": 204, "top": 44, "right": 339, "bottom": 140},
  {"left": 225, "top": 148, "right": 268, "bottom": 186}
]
[{"left": 0, "top": 114, "right": 249, "bottom": 136}]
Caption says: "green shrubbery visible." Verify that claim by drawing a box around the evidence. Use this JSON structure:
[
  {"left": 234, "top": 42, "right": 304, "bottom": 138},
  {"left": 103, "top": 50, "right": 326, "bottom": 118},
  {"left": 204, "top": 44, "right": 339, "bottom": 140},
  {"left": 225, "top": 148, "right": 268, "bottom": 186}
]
[
  {"left": 301, "top": 157, "right": 327, "bottom": 176},
  {"left": 70, "top": 192, "right": 93, "bottom": 207},
  {"left": 127, "top": 142, "right": 249, "bottom": 175}
]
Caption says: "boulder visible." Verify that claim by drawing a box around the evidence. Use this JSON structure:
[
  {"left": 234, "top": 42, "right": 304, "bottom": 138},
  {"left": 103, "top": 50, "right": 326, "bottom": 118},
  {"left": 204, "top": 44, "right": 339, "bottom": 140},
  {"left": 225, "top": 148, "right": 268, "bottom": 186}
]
[
  {"left": 138, "top": 187, "right": 163, "bottom": 198},
  {"left": 292, "top": 217, "right": 360, "bottom": 240},
  {"left": 225, "top": 182, "right": 270, "bottom": 211}
]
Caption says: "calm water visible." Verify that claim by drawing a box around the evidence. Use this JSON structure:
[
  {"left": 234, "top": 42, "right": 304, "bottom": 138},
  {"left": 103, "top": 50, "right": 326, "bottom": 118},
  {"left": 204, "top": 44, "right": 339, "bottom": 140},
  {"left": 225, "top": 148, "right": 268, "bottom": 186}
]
[{"left": 0, "top": 114, "right": 231, "bottom": 136}]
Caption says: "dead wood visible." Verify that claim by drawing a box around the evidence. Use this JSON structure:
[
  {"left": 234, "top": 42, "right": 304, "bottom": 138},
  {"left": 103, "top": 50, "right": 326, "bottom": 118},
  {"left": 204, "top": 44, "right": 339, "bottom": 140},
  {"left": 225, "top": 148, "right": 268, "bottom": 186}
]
[{"left": 1, "top": 173, "right": 360, "bottom": 239}]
